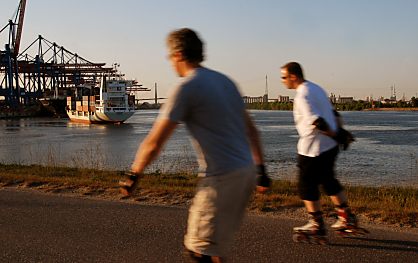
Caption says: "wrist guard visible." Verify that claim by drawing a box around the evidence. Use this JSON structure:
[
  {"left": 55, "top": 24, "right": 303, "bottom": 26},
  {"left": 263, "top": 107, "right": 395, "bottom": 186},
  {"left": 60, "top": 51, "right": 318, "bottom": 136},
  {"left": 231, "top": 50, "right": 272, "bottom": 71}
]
[{"left": 256, "top": 164, "right": 271, "bottom": 188}]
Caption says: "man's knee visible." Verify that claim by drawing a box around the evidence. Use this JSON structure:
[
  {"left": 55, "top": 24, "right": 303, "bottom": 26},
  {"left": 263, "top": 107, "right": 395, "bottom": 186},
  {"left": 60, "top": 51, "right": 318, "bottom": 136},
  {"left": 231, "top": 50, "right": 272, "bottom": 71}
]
[
  {"left": 298, "top": 182, "right": 320, "bottom": 201},
  {"left": 323, "top": 179, "right": 343, "bottom": 196}
]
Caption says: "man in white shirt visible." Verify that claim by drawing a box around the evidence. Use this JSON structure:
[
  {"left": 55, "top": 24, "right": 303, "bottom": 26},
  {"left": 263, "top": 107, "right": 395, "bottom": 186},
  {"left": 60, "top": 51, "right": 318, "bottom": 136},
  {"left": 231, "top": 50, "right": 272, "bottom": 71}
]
[{"left": 280, "top": 62, "right": 358, "bottom": 240}]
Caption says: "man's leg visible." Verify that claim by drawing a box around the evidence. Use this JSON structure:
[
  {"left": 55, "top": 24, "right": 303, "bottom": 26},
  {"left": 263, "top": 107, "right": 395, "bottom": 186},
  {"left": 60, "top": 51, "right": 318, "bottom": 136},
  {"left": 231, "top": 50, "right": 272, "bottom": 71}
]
[
  {"left": 330, "top": 191, "right": 358, "bottom": 229},
  {"left": 319, "top": 147, "right": 358, "bottom": 230},
  {"left": 303, "top": 200, "right": 321, "bottom": 213},
  {"left": 295, "top": 155, "right": 326, "bottom": 236},
  {"left": 330, "top": 190, "right": 347, "bottom": 206},
  {"left": 293, "top": 200, "right": 326, "bottom": 235},
  {"left": 183, "top": 249, "right": 222, "bottom": 263},
  {"left": 184, "top": 166, "right": 256, "bottom": 260}
]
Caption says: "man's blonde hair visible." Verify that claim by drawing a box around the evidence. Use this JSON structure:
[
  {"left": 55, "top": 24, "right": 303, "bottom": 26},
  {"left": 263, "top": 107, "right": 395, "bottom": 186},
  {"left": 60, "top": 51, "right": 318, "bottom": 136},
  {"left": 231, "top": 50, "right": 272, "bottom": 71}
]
[{"left": 167, "top": 28, "right": 204, "bottom": 63}]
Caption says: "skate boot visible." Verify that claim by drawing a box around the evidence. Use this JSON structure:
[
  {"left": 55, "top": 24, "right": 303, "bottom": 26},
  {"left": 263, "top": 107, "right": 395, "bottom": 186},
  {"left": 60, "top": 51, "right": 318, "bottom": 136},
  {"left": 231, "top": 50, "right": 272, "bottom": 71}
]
[
  {"left": 293, "top": 213, "right": 328, "bottom": 245},
  {"left": 332, "top": 208, "right": 368, "bottom": 237},
  {"left": 119, "top": 172, "right": 140, "bottom": 197}
]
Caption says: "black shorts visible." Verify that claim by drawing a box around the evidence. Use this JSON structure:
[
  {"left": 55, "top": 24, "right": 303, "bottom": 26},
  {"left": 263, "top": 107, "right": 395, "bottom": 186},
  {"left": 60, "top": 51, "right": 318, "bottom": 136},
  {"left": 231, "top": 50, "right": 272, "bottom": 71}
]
[{"left": 297, "top": 146, "right": 343, "bottom": 201}]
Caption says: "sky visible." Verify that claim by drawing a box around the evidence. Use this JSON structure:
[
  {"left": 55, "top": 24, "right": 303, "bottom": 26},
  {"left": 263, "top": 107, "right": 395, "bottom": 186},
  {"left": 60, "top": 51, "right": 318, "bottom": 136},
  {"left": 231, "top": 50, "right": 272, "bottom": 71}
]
[{"left": 1, "top": 0, "right": 418, "bottom": 100}]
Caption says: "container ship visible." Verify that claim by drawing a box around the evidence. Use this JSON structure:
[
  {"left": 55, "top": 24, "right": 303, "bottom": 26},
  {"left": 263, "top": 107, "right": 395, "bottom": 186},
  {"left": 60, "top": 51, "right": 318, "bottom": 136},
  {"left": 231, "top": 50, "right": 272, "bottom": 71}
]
[{"left": 66, "top": 76, "right": 136, "bottom": 124}]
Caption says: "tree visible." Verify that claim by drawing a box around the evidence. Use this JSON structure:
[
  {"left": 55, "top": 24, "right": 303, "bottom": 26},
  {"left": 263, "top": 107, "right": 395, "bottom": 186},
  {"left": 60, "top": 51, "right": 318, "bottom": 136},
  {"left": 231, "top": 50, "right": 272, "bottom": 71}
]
[{"left": 411, "top": 97, "right": 417, "bottom": 107}]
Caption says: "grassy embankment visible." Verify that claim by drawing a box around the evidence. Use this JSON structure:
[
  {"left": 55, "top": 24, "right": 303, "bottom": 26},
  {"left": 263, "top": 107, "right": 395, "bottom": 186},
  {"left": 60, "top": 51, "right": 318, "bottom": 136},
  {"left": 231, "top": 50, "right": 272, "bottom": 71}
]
[{"left": 0, "top": 163, "right": 416, "bottom": 228}]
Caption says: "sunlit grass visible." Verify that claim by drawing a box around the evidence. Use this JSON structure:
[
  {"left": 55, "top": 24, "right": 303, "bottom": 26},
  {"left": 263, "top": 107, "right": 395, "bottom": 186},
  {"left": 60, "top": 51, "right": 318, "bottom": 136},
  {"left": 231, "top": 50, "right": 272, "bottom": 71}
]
[{"left": 0, "top": 163, "right": 416, "bottom": 228}]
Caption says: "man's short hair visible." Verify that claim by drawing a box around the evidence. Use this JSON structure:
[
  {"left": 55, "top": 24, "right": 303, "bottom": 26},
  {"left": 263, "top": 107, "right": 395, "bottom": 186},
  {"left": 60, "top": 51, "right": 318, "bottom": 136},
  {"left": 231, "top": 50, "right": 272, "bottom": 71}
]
[
  {"left": 167, "top": 28, "right": 204, "bottom": 64},
  {"left": 282, "top": 62, "right": 304, "bottom": 79}
]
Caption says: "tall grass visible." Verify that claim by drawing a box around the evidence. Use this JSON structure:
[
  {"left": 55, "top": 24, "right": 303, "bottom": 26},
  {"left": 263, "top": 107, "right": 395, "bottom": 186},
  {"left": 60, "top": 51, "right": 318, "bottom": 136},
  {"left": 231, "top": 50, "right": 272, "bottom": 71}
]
[{"left": 2, "top": 142, "right": 198, "bottom": 175}]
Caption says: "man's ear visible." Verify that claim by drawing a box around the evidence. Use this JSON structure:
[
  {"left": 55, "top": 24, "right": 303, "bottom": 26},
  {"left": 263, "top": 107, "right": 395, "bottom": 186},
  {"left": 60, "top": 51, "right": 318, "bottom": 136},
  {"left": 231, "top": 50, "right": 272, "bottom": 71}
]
[
  {"left": 172, "top": 51, "right": 184, "bottom": 62},
  {"left": 289, "top": 74, "right": 297, "bottom": 81}
]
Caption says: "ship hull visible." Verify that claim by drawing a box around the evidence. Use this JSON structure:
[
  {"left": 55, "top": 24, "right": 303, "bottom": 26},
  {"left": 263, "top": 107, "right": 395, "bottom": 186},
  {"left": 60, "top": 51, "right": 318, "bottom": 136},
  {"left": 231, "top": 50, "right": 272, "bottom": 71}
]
[{"left": 67, "top": 110, "right": 134, "bottom": 124}]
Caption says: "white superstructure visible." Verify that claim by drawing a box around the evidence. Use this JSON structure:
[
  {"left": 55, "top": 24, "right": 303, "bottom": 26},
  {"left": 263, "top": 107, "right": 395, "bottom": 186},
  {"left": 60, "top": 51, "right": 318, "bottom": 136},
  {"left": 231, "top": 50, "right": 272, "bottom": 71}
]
[{"left": 66, "top": 76, "right": 135, "bottom": 124}]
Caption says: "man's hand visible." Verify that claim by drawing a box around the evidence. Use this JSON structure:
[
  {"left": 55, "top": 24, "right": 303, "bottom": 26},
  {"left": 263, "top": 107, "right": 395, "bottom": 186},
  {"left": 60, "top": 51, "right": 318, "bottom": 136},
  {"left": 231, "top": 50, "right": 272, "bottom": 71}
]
[
  {"left": 334, "top": 128, "right": 355, "bottom": 150},
  {"left": 256, "top": 164, "right": 271, "bottom": 193},
  {"left": 313, "top": 117, "right": 336, "bottom": 137},
  {"left": 119, "top": 172, "right": 141, "bottom": 197}
]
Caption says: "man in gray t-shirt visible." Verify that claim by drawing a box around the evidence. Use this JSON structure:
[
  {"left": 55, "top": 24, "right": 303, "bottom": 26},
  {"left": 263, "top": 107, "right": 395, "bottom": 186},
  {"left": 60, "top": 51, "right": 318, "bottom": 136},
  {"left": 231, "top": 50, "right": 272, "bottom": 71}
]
[
  {"left": 120, "top": 28, "right": 270, "bottom": 262},
  {"left": 159, "top": 66, "right": 253, "bottom": 177}
]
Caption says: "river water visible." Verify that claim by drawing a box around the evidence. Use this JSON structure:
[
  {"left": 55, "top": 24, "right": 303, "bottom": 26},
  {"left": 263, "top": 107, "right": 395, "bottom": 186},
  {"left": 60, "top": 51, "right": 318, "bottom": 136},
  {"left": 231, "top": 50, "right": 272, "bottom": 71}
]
[{"left": 0, "top": 110, "right": 417, "bottom": 188}]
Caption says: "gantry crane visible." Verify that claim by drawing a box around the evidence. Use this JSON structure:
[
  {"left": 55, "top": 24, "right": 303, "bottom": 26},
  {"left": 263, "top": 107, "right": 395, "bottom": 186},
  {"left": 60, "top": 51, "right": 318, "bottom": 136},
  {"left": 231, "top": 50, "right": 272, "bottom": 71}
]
[{"left": 0, "top": 0, "right": 118, "bottom": 112}]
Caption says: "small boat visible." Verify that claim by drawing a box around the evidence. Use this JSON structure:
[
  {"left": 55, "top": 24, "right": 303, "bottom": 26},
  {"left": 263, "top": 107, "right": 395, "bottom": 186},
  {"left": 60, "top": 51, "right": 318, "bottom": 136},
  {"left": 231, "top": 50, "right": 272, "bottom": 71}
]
[{"left": 66, "top": 75, "right": 136, "bottom": 124}]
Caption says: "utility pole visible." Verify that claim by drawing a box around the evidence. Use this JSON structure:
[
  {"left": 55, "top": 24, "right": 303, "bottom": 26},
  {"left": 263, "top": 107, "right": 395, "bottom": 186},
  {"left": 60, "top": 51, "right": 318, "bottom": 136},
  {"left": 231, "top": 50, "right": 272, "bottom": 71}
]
[
  {"left": 154, "top": 82, "right": 157, "bottom": 105},
  {"left": 264, "top": 74, "right": 268, "bottom": 103},
  {"left": 265, "top": 75, "right": 268, "bottom": 96}
]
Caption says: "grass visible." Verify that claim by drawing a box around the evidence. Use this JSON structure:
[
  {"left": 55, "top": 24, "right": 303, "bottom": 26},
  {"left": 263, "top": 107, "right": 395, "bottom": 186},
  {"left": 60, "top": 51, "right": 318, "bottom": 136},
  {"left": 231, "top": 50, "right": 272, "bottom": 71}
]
[{"left": 0, "top": 163, "right": 416, "bottom": 228}]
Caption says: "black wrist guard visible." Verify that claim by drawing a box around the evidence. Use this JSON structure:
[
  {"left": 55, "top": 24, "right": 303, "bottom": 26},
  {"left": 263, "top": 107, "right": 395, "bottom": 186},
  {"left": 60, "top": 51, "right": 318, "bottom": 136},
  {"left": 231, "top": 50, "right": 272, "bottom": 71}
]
[
  {"left": 313, "top": 117, "right": 329, "bottom": 132},
  {"left": 256, "top": 164, "right": 271, "bottom": 188}
]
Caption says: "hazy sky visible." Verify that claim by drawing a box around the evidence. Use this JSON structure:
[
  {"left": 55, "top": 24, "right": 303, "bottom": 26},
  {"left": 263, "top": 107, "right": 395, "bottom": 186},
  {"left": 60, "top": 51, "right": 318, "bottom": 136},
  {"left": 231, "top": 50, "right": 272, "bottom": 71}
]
[{"left": 1, "top": 0, "right": 418, "bottom": 100}]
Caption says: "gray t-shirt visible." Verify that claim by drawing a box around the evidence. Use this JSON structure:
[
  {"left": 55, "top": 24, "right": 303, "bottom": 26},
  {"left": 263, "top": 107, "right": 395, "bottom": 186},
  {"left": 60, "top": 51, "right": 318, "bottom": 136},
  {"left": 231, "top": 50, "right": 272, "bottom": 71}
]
[{"left": 159, "top": 67, "right": 253, "bottom": 176}]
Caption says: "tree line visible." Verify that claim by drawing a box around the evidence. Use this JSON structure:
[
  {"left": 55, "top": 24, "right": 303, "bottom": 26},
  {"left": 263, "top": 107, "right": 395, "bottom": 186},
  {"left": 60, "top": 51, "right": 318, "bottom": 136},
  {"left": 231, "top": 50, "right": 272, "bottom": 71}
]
[{"left": 246, "top": 97, "right": 418, "bottom": 111}]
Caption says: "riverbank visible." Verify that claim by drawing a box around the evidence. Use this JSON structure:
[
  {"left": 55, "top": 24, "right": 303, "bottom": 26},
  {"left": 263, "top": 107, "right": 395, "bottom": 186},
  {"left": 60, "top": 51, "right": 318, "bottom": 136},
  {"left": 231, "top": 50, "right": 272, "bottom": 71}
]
[
  {"left": 363, "top": 107, "right": 418, "bottom": 111},
  {"left": 0, "top": 163, "right": 416, "bottom": 229}
]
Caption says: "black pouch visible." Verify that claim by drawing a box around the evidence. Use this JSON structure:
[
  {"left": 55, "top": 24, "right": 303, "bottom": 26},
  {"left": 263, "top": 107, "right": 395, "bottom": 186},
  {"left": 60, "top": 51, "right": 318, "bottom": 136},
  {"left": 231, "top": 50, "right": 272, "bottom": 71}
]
[{"left": 334, "top": 127, "right": 355, "bottom": 150}]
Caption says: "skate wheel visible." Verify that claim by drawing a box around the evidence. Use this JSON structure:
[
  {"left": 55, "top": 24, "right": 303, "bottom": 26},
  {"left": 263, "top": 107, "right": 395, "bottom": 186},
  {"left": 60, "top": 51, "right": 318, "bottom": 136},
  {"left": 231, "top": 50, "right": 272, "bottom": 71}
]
[
  {"left": 318, "top": 236, "right": 329, "bottom": 245},
  {"left": 293, "top": 233, "right": 309, "bottom": 243},
  {"left": 336, "top": 227, "right": 368, "bottom": 238},
  {"left": 312, "top": 236, "right": 329, "bottom": 245},
  {"left": 358, "top": 228, "right": 369, "bottom": 234},
  {"left": 336, "top": 230, "right": 351, "bottom": 238}
]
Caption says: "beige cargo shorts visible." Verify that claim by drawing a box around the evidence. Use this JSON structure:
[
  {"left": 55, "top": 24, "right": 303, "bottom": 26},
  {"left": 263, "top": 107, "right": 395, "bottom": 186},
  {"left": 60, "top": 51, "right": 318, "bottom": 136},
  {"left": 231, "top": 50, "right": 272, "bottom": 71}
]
[{"left": 184, "top": 165, "right": 256, "bottom": 257}]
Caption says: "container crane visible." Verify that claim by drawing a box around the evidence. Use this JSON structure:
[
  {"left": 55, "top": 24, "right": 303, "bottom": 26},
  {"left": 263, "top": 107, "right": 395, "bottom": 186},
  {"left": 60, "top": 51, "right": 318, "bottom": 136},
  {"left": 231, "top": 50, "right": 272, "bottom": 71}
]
[
  {"left": 1, "top": 0, "right": 130, "bottom": 114},
  {"left": 12, "top": 0, "right": 27, "bottom": 57}
]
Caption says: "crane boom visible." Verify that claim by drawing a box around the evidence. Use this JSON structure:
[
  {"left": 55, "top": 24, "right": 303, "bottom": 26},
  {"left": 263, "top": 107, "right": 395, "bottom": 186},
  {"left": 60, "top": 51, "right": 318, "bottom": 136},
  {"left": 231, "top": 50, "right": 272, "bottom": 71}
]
[{"left": 14, "top": 0, "right": 27, "bottom": 56}]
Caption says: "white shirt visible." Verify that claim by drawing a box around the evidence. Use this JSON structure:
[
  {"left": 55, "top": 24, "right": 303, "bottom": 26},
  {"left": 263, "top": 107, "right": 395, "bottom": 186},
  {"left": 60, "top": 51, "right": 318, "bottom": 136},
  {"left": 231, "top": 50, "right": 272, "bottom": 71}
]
[{"left": 293, "top": 81, "right": 338, "bottom": 157}]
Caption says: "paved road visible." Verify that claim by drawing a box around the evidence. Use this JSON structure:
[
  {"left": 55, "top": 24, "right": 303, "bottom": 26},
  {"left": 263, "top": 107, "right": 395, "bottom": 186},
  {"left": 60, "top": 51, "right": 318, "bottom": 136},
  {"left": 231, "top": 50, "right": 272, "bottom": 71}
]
[{"left": 0, "top": 188, "right": 417, "bottom": 263}]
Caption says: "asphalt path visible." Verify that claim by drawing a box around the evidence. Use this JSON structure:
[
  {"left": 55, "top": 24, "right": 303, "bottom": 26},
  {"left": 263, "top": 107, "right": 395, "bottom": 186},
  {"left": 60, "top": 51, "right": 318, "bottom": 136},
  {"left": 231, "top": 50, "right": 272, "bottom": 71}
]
[{"left": 0, "top": 188, "right": 417, "bottom": 263}]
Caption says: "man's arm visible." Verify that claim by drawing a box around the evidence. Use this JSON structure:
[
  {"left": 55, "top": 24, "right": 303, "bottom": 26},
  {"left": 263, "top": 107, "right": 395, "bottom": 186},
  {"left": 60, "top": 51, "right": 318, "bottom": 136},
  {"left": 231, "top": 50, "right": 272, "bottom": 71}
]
[
  {"left": 298, "top": 93, "right": 337, "bottom": 137},
  {"left": 244, "top": 111, "right": 264, "bottom": 165},
  {"left": 312, "top": 117, "right": 337, "bottom": 137},
  {"left": 244, "top": 111, "right": 271, "bottom": 192},
  {"left": 131, "top": 118, "right": 178, "bottom": 174}
]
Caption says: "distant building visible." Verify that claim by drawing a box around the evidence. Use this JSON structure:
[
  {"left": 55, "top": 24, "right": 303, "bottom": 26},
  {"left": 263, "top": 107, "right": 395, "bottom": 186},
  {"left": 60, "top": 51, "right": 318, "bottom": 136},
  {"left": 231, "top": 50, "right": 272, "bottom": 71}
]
[
  {"left": 278, "top": 95, "right": 290, "bottom": 103},
  {"left": 243, "top": 94, "right": 268, "bottom": 104},
  {"left": 337, "top": 96, "right": 354, "bottom": 104},
  {"left": 329, "top": 93, "right": 354, "bottom": 104},
  {"left": 329, "top": 93, "right": 337, "bottom": 103}
]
